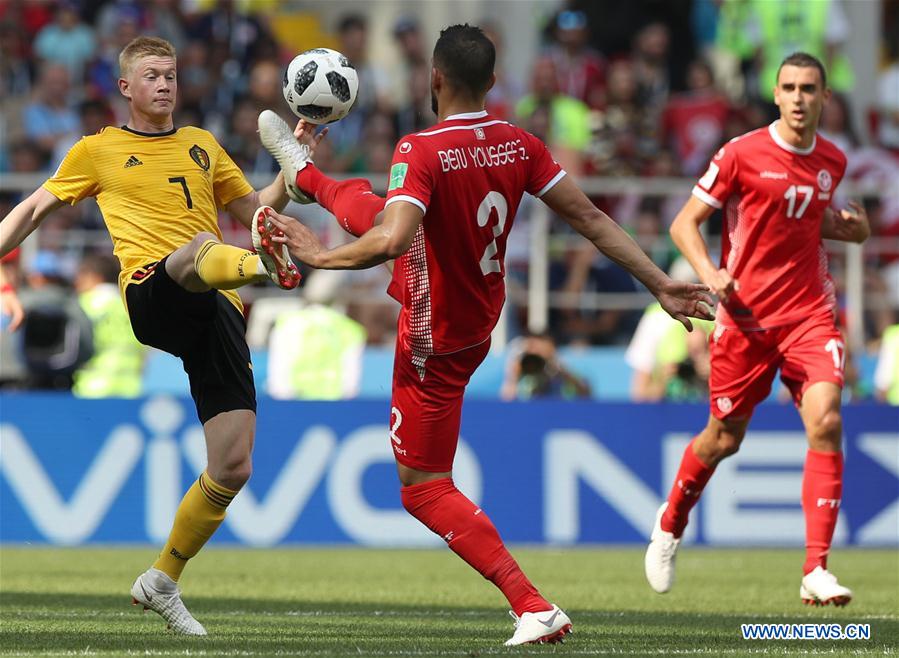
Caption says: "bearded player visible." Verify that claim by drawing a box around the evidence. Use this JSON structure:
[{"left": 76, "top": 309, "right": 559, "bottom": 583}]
[
  {"left": 256, "top": 24, "right": 714, "bottom": 645},
  {"left": 644, "top": 52, "right": 870, "bottom": 605},
  {"left": 0, "top": 36, "right": 303, "bottom": 634}
]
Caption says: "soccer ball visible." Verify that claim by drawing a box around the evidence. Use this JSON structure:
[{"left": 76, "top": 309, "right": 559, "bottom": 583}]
[{"left": 282, "top": 48, "right": 359, "bottom": 124}]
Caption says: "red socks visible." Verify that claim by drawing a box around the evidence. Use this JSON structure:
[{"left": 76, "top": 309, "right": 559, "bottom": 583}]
[
  {"left": 661, "top": 439, "right": 716, "bottom": 537},
  {"left": 296, "top": 166, "right": 385, "bottom": 237},
  {"left": 802, "top": 449, "right": 843, "bottom": 575},
  {"left": 401, "top": 478, "right": 550, "bottom": 616},
  {"left": 661, "top": 440, "right": 843, "bottom": 575}
]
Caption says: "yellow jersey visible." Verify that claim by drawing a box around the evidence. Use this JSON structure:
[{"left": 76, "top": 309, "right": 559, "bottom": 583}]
[{"left": 43, "top": 125, "right": 254, "bottom": 311}]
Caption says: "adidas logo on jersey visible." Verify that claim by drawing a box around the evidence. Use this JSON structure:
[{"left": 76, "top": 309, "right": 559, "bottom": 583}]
[{"left": 124, "top": 155, "right": 143, "bottom": 168}]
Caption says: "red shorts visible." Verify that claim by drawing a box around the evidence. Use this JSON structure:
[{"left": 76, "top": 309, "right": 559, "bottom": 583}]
[
  {"left": 709, "top": 310, "right": 845, "bottom": 419},
  {"left": 389, "top": 339, "right": 490, "bottom": 472}
]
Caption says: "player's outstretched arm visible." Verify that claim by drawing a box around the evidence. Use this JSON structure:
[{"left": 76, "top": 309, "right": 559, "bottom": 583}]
[
  {"left": 267, "top": 200, "right": 422, "bottom": 270},
  {"left": 225, "top": 172, "right": 290, "bottom": 229},
  {"left": 0, "top": 187, "right": 65, "bottom": 258},
  {"left": 540, "top": 176, "right": 714, "bottom": 330},
  {"left": 821, "top": 202, "right": 870, "bottom": 244},
  {"left": 670, "top": 195, "right": 740, "bottom": 303}
]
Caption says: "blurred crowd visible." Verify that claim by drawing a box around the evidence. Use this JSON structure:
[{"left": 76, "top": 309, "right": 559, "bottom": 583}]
[{"left": 1, "top": 0, "right": 898, "bottom": 402}]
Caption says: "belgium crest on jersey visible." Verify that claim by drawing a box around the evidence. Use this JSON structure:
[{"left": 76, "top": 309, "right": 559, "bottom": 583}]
[{"left": 189, "top": 144, "right": 210, "bottom": 171}]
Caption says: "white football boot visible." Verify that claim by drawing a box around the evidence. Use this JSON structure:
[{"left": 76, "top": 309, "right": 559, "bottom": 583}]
[
  {"left": 252, "top": 205, "right": 302, "bottom": 289},
  {"left": 504, "top": 604, "right": 572, "bottom": 646},
  {"left": 800, "top": 566, "right": 853, "bottom": 607},
  {"left": 131, "top": 568, "right": 207, "bottom": 635},
  {"left": 644, "top": 502, "right": 681, "bottom": 594},
  {"left": 257, "top": 109, "right": 315, "bottom": 204}
]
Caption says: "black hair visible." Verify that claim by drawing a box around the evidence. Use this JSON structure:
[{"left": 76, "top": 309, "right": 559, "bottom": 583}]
[
  {"left": 432, "top": 24, "right": 495, "bottom": 97},
  {"left": 777, "top": 52, "right": 827, "bottom": 88}
]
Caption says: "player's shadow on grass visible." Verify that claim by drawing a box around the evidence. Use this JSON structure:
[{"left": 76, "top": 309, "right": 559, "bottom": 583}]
[{"left": 2, "top": 591, "right": 896, "bottom": 653}]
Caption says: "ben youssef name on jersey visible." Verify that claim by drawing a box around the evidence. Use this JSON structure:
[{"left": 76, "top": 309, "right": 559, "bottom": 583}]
[
  {"left": 436, "top": 139, "right": 530, "bottom": 172},
  {"left": 43, "top": 125, "right": 253, "bottom": 311}
]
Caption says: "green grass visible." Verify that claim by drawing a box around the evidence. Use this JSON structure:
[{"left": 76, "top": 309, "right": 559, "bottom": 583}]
[{"left": 0, "top": 547, "right": 896, "bottom": 656}]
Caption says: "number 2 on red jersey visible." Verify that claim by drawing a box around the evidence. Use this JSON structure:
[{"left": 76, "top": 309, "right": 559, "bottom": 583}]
[{"left": 477, "top": 191, "right": 508, "bottom": 275}]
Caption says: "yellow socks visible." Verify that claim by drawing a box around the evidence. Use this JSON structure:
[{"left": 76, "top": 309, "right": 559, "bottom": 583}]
[
  {"left": 194, "top": 239, "right": 266, "bottom": 289},
  {"left": 153, "top": 471, "right": 238, "bottom": 581}
]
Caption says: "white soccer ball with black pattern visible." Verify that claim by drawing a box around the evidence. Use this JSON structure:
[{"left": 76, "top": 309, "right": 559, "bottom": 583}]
[{"left": 282, "top": 48, "right": 359, "bottom": 124}]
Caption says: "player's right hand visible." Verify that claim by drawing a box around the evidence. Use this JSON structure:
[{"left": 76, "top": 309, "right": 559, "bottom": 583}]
[
  {"left": 706, "top": 268, "right": 739, "bottom": 303},
  {"left": 267, "top": 209, "right": 325, "bottom": 268},
  {"left": 656, "top": 279, "right": 715, "bottom": 332},
  {"left": 293, "top": 119, "right": 329, "bottom": 158}
]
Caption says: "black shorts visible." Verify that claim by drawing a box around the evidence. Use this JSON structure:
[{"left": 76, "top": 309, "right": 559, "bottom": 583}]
[{"left": 125, "top": 257, "right": 256, "bottom": 424}]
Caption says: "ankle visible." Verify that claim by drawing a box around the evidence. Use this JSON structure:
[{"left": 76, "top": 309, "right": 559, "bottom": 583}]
[
  {"left": 146, "top": 567, "right": 178, "bottom": 590},
  {"left": 297, "top": 165, "right": 326, "bottom": 200},
  {"left": 803, "top": 556, "right": 826, "bottom": 575}
]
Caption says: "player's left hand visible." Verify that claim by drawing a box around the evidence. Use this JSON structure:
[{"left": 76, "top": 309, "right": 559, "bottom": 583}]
[
  {"left": 656, "top": 278, "right": 715, "bottom": 332},
  {"left": 293, "top": 119, "right": 329, "bottom": 158},
  {"left": 835, "top": 201, "right": 871, "bottom": 243},
  {"left": 267, "top": 210, "right": 325, "bottom": 268}
]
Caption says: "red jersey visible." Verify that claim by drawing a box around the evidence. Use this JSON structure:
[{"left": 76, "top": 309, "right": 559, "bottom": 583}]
[
  {"left": 384, "top": 111, "right": 564, "bottom": 357},
  {"left": 692, "top": 122, "right": 847, "bottom": 329}
]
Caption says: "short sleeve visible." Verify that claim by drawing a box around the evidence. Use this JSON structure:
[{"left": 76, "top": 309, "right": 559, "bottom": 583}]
[
  {"left": 42, "top": 138, "right": 100, "bottom": 204},
  {"left": 523, "top": 131, "right": 565, "bottom": 197},
  {"left": 692, "top": 141, "right": 739, "bottom": 209},
  {"left": 384, "top": 137, "right": 436, "bottom": 214},
  {"left": 213, "top": 146, "right": 253, "bottom": 208}
]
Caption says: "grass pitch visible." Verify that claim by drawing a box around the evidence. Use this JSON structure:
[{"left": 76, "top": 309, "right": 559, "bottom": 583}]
[{"left": 0, "top": 546, "right": 896, "bottom": 656}]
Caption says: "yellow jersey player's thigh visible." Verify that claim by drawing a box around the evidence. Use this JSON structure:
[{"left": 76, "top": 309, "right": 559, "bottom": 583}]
[{"left": 125, "top": 256, "right": 256, "bottom": 423}]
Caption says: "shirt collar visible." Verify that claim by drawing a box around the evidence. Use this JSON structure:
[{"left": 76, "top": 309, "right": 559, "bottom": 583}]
[
  {"left": 768, "top": 121, "right": 816, "bottom": 155},
  {"left": 444, "top": 110, "right": 489, "bottom": 121},
  {"left": 121, "top": 125, "right": 178, "bottom": 137}
]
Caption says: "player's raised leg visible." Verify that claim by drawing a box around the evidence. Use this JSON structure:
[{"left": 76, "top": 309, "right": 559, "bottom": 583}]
[
  {"left": 251, "top": 207, "right": 303, "bottom": 288},
  {"left": 645, "top": 415, "right": 748, "bottom": 593},
  {"left": 257, "top": 110, "right": 316, "bottom": 204},
  {"left": 164, "top": 230, "right": 299, "bottom": 291},
  {"left": 258, "top": 110, "right": 385, "bottom": 237},
  {"left": 797, "top": 381, "right": 852, "bottom": 606}
]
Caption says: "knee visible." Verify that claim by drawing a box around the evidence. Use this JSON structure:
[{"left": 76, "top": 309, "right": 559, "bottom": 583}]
[
  {"left": 192, "top": 232, "right": 218, "bottom": 252},
  {"left": 810, "top": 409, "right": 842, "bottom": 449},
  {"left": 716, "top": 431, "right": 743, "bottom": 458},
  {"left": 215, "top": 455, "right": 252, "bottom": 491},
  {"left": 697, "top": 425, "right": 744, "bottom": 464},
  {"left": 399, "top": 485, "right": 415, "bottom": 513},
  {"left": 194, "top": 231, "right": 217, "bottom": 244},
  {"left": 397, "top": 469, "right": 452, "bottom": 515}
]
